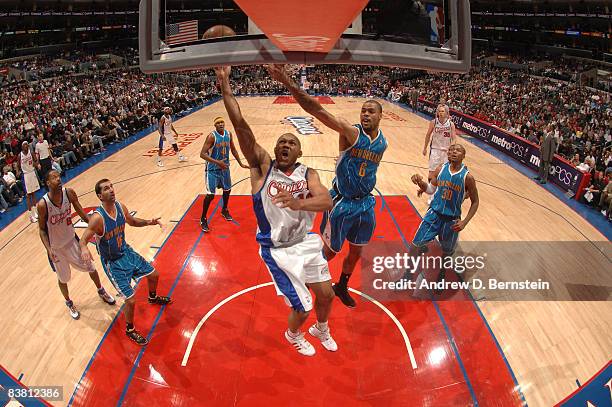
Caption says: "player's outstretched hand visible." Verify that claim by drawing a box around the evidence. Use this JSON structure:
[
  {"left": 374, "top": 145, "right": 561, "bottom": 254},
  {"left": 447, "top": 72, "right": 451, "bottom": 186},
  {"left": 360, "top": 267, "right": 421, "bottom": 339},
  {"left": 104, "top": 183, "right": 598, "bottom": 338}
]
[
  {"left": 150, "top": 217, "right": 163, "bottom": 229},
  {"left": 452, "top": 219, "right": 466, "bottom": 232},
  {"left": 272, "top": 189, "right": 301, "bottom": 210},
  {"left": 411, "top": 174, "right": 423, "bottom": 185},
  {"left": 266, "top": 64, "right": 289, "bottom": 83},
  {"left": 48, "top": 249, "right": 59, "bottom": 263},
  {"left": 81, "top": 248, "right": 93, "bottom": 263},
  {"left": 214, "top": 66, "right": 231, "bottom": 80}
]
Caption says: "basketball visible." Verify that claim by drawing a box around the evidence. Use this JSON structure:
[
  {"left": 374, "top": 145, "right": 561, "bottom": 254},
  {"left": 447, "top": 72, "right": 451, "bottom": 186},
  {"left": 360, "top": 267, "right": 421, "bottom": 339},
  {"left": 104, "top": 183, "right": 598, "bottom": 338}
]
[{"left": 202, "top": 25, "right": 236, "bottom": 40}]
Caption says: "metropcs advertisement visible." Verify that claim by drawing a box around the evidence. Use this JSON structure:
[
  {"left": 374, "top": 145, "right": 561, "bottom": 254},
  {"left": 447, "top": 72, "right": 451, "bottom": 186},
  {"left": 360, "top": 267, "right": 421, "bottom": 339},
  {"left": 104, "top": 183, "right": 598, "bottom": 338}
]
[{"left": 418, "top": 99, "right": 588, "bottom": 196}]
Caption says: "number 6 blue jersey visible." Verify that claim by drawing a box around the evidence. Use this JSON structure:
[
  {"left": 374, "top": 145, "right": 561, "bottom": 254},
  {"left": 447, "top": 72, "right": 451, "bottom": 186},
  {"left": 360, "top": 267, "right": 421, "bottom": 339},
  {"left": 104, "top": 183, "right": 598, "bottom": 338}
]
[{"left": 334, "top": 124, "right": 387, "bottom": 199}]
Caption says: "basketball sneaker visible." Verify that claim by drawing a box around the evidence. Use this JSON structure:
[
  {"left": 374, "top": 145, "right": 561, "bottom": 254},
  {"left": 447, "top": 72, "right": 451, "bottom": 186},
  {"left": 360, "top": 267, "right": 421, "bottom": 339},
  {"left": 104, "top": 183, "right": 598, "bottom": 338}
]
[
  {"left": 200, "top": 219, "right": 210, "bottom": 233},
  {"left": 98, "top": 288, "right": 116, "bottom": 305},
  {"left": 221, "top": 209, "right": 233, "bottom": 222},
  {"left": 333, "top": 284, "right": 356, "bottom": 308},
  {"left": 65, "top": 300, "right": 80, "bottom": 320},
  {"left": 433, "top": 267, "right": 447, "bottom": 295},
  {"left": 178, "top": 154, "right": 188, "bottom": 162},
  {"left": 157, "top": 157, "right": 164, "bottom": 167},
  {"left": 148, "top": 295, "right": 172, "bottom": 305},
  {"left": 285, "top": 330, "right": 315, "bottom": 356},
  {"left": 308, "top": 323, "right": 338, "bottom": 351},
  {"left": 126, "top": 328, "right": 148, "bottom": 346}
]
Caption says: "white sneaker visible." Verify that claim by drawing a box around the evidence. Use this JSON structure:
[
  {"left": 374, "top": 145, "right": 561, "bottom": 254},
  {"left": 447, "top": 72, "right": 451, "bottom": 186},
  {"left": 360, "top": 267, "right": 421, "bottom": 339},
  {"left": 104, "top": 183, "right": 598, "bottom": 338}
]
[
  {"left": 98, "top": 288, "right": 116, "bottom": 305},
  {"left": 66, "top": 300, "right": 80, "bottom": 320},
  {"left": 602, "top": 210, "right": 607, "bottom": 217},
  {"left": 157, "top": 159, "right": 164, "bottom": 167},
  {"left": 178, "top": 155, "right": 187, "bottom": 162},
  {"left": 29, "top": 214, "right": 37, "bottom": 223},
  {"left": 285, "top": 330, "right": 315, "bottom": 356},
  {"left": 308, "top": 323, "right": 338, "bottom": 352}
]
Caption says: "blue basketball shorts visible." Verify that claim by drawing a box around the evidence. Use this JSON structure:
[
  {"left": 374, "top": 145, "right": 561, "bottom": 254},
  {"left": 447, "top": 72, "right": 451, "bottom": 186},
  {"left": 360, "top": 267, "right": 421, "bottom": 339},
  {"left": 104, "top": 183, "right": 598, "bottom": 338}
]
[
  {"left": 100, "top": 245, "right": 155, "bottom": 299},
  {"left": 205, "top": 168, "right": 231, "bottom": 194},
  {"left": 412, "top": 208, "right": 460, "bottom": 255},
  {"left": 320, "top": 189, "right": 376, "bottom": 253}
]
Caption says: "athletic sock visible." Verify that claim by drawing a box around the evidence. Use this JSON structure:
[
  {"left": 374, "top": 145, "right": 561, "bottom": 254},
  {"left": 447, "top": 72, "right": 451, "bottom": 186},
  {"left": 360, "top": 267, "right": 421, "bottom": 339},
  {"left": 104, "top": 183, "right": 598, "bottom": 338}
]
[
  {"left": 126, "top": 322, "right": 134, "bottom": 331},
  {"left": 201, "top": 195, "right": 214, "bottom": 222},
  {"left": 222, "top": 190, "right": 231, "bottom": 210},
  {"left": 316, "top": 321, "right": 329, "bottom": 331},
  {"left": 338, "top": 272, "right": 351, "bottom": 288},
  {"left": 148, "top": 291, "right": 156, "bottom": 300}
]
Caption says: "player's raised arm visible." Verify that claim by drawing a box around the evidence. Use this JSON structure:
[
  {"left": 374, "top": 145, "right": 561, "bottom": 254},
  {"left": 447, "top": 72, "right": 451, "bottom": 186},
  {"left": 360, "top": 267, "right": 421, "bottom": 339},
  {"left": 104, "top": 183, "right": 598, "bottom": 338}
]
[
  {"left": 214, "top": 66, "right": 270, "bottom": 171},
  {"left": 266, "top": 65, "right": 358, "bottom": 145},
  {"left": 453, "top": 174, "right": 479, "bottom": 232},
  {"left": 411, "top": 165, "right": 441, "bottom": 196},
  {"left": 120, "top": 202, "right": 163, "bottom": 229}
]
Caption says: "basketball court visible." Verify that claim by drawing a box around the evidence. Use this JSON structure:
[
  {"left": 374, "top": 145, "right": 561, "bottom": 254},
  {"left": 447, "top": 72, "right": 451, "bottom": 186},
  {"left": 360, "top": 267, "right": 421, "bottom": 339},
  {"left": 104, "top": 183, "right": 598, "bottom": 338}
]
[{"left": 1, "top": 96, "right": 610, "bottom": 406}]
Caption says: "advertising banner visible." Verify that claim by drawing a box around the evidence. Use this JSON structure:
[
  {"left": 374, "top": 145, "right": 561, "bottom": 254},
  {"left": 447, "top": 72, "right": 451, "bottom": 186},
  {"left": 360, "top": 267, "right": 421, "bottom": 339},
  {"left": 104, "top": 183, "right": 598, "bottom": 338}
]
[{"left": 418, "top": 99, "right": 587, "bottom": 197}]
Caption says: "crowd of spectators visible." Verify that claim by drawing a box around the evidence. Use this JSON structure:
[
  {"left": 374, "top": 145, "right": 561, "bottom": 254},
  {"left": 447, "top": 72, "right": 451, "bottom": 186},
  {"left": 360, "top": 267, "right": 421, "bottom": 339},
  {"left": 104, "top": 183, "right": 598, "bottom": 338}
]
[
  {"left": 0, "top": 64, "right": 216, "bottom": 217},
  {"left": 0, "top": 50, "right": 610, "bottom": 220}
]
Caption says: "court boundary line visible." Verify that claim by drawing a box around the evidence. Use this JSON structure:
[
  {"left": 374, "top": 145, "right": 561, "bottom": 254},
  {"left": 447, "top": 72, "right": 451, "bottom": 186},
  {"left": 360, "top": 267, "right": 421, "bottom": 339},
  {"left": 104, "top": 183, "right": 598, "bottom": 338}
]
[
  {"left": 181, "top": 283, "right": 418, "bottom": 369},
  {"left": 0, "top": 98, "right": 222, "bottom": 233},
  {"left": 375, "top": 191, "right": 479, "bottom": 405},
  {"left": 115, "top": 177, "right": 251, "bottom": 405},
  {"left": 401, "top": 194, "right": 527, "bottom": 405},
  {"left": 390, "top": 100, "right": 611, "bottom": 242},
  {"left": 0, "top": 364, "right": 53, "bottom": 407},
  {"left": 66, "top": 194, "right": 201, "bottom": 407}
]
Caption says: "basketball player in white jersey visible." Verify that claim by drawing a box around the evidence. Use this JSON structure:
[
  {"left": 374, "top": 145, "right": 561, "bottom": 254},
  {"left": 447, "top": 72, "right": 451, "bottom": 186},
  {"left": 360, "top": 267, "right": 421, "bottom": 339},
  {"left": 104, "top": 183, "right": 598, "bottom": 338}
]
[
  {"left": 423, "top": 104, "right": 457, "bottom": 182},
  {"left": 37, "top": 170, "right": 115, "bottom": 319},
  {"left": 215, "top": 66, "right": 337, "bottom": 356},
  {"left": 157, "top": 107, "right": 187, "bottom": 167},
  {"left": 19, "top": 141, "right": 41, "bottom": 223}
]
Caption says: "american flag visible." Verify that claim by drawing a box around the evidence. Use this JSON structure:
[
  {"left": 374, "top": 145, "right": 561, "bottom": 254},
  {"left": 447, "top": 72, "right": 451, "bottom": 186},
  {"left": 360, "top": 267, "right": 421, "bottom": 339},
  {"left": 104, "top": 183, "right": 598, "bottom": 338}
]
[{"left": 166, "top": 20, "right": 199, "bottom": 45}]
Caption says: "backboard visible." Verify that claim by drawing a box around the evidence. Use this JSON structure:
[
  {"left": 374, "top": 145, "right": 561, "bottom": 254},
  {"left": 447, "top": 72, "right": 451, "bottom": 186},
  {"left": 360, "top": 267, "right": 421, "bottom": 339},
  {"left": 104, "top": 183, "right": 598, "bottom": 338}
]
[{"left": 139, "top": 0, "right": 471, "bottom": 74}]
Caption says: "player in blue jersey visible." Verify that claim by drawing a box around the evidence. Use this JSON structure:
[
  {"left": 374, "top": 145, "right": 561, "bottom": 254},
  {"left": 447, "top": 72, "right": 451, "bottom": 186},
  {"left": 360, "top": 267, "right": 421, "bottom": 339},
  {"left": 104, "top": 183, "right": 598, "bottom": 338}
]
[
  {"left": 268, "top": 65, "right": 388, "bottom": 308},
  {"left": 199, "top": 116, "right": 248, "bottom": 232},
  {"left": 79, "top": 178, "right": 172, "bottom": 346},
  {"left": 409, "top": 144, "right": 479, "bottom": 285}
]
